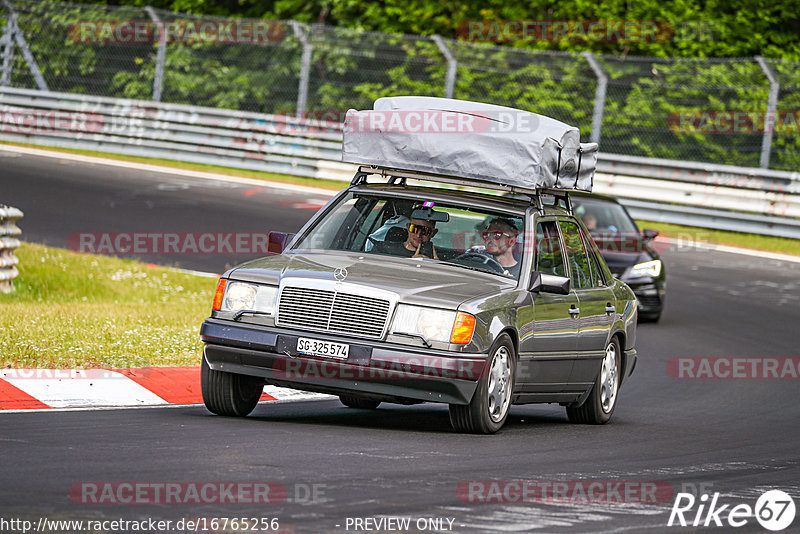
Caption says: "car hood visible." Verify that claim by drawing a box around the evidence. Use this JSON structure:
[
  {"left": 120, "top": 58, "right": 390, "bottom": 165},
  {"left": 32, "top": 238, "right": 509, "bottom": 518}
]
[{"left": 228, "top": 251, "right": 515, "bottom": 309}]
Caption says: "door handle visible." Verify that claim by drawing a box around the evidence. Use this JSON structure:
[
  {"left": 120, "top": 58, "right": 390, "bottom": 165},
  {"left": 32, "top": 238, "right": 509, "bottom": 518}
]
[
  {"left": 569, "top": 305, "right": 580, "bottom": 317},
  {"left": 605, "top": 303, "right": 616, "bottom": 315}
]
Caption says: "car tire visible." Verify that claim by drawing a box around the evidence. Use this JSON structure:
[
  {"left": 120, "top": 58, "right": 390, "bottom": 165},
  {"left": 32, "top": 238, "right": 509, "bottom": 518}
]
[
  {"left": 339, "top": 395, "right": 381, "bottom": 410},
  {"left": 566, "top": 336, "right": 621, "bottom": 424},
  {"left": 201, "top": 355, "right": 264, "bottom": 417},
  {"left": 449, "top": 334, "right": 515, "bottom": 434}
]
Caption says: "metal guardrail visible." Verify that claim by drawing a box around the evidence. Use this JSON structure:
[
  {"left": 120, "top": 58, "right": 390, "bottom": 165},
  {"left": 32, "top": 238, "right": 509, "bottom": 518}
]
[
  {"left": 0, "top": 204, "right": 22, "bottom": 293},
  {"left": 0, "top": 86, "right": 355, "bottom": 181},
  {"left": 1, "top": 86, "right": 799, "bottom": 239}
]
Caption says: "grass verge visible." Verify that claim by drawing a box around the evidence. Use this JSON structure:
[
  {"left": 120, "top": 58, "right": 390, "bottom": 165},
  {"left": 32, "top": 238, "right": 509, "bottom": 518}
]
[
  {"left": 0, "top": 243, "right": 215, "bottom": 369},
  {"left": 636, "top": 220, "right": 800, "bottom": 257}
]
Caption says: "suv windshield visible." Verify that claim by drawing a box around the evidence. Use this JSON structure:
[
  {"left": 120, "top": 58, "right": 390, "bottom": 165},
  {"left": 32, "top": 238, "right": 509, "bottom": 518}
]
[
  {"left": 572, "top": 197, "right": 639, "bottom": 235},
  {"left": 293, "top": 191, "right": 525, "bottom": 280}
]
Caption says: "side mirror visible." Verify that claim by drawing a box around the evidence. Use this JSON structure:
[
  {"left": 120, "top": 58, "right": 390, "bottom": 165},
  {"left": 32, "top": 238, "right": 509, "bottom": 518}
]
[
  {"left": 642, "top": 229, "right": 659, "bottom": 241},
  {"left": 529, "top": 271, "right": 571, "bottom": 295},
  {"left": 267, "top": 231, "right": 294, "bottom": 254}
]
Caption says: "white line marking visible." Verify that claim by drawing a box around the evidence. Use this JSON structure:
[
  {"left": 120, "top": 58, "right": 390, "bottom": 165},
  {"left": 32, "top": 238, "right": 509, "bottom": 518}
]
[
  {"left": 654, "top": 236, "right": 800, "bottom": 264},
  {"left": 0, "top": 143, "right": 337, "bottom": 196}
]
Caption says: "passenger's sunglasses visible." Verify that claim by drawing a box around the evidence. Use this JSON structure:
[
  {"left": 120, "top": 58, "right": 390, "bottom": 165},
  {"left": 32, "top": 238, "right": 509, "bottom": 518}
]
[
  {"left": 481, "top": 231, "right": 513, "bottom": 241},
  {"left": 407, "top": 223, "right": 433, "bottom": 237}
]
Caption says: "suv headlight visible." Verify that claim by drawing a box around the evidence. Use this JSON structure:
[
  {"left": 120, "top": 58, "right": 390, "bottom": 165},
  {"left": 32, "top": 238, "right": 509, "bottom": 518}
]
[
  {"left": 391, "top": 304, "right": 475, "bottom": 345},
  {"left": 221, "top": 281, "right": 278, "bottom": 315},
  {"left": 629, "top": 259, "right": 662, "bottom": 278}
]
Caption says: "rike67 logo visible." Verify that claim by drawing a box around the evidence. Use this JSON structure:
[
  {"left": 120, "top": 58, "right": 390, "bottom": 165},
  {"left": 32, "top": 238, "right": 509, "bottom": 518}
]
[{"left": 668, "top": 490, "right": 795, "bottom": 531}]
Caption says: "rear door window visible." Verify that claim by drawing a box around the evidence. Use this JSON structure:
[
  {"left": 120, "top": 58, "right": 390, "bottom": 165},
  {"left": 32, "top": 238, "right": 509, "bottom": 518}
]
[{"left": 558, "top": 220, "right": 593, "bottom": 290}]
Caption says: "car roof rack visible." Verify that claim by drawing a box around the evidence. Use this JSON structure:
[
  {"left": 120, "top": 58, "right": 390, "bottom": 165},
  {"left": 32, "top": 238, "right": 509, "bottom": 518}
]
[{"left": 351, "top": 165, "right": 575, "bottom": 214}]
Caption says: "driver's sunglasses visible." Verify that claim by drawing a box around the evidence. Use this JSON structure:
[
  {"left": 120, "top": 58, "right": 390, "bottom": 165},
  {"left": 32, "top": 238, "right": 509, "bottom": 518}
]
[
  {"left": 407, "top": 223, "right": 433, "bottom": 237},
  {"left": 481, "top": 230, "right": 512, "bottom": 241}
]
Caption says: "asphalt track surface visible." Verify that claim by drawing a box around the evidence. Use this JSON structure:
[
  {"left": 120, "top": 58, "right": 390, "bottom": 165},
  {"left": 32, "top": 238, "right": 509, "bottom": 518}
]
[{"left": 2, "top": 149, "right": 800, "bottom": 533}]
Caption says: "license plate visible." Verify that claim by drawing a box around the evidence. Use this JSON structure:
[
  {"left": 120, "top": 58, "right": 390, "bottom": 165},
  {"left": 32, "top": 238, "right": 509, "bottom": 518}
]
[{"left": 296, "top": 337, "right": 349, "bottom": 360}]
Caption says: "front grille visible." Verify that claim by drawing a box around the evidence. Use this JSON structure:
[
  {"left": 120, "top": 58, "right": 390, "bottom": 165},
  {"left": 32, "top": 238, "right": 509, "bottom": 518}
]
[{"left": 277, "top": 286, "right": 391, "bottom": 338}]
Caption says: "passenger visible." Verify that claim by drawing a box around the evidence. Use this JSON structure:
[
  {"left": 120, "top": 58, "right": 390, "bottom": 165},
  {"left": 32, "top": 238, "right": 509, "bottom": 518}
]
[
  {"left": 583, "top": 211, "right": 598, "bottom": 231},
  {"left": 481, "top": 217, "right": 520, "bottom": 278}
]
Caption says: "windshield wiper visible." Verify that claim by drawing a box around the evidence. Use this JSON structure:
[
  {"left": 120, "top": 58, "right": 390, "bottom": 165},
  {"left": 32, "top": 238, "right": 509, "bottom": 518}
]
[
  {"left": 232, "top": 309, "right": 272, "bottom": 321},
  {"left": 392, "top": 332, "right": 432, "bottom": 348}
]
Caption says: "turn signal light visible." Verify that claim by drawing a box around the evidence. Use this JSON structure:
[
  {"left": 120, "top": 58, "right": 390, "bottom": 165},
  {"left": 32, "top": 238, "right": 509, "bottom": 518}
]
[
  {"left": 450, "top": 312, "right": 476, "bottom": 344},
  {"left": 212, "top": 278, "right": 227, "bottom": 311}
]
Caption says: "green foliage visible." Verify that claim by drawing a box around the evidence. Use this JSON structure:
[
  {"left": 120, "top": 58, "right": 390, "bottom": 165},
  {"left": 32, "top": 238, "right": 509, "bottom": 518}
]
[{"left": 4, "top": 0, "right": 799, "bottom": 169}]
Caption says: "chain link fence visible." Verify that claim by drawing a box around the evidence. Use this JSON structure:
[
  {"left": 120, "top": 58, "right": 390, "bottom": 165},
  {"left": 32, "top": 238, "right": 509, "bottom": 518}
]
[{"left": 1, "top": 0, "right": 799, "bottom": 171}]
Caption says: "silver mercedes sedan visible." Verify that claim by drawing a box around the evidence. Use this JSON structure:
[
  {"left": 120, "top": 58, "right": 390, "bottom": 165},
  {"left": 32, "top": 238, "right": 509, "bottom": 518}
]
[{"left": 200, "top": 175, "right": 638, "bottom": 433}]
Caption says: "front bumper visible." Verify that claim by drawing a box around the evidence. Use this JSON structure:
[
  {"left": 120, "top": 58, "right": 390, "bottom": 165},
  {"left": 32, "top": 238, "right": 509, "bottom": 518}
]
[
  {"left": 200, "top": 319, "right": 487, "bottom": 405},
  {"left": 625, "top": 280, "right": 665, "bottom": 314}
]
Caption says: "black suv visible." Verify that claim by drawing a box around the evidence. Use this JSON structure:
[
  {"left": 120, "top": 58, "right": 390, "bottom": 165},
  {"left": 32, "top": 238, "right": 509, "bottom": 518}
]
[{"left": 572, "top": 192, "right": 665, "bottom": 322}]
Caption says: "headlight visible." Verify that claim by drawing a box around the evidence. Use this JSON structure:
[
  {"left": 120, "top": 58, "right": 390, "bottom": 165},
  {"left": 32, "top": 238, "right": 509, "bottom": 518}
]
[
  {"left": 221, "top": 282, "right": 278, "bottom": 315},
  {"left": 391, "top": 305, "right": 475, "bottom": 344},
  {"left": 629, "top": 259, "right": 662, "bottom": 278}
]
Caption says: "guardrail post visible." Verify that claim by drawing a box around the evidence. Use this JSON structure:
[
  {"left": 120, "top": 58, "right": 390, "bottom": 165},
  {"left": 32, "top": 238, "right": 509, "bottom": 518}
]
[
  {"left": 0, "top": 205, "right": 23, "bottom": 293},
  {"left": 755, "top": 56, "right": 780, "bottom": 169},
  {"left": 1, "top": 0, "right": 47, "bottom": 91},
  {"left": 1, "top": 12, "right": 15, "bottom": 86},
  {"left": 145, "top": 6, "right": 166, "bottom": 102},
  {"left": 289, "top": 21, "right": 312, "bottom": 117},
  {"left": 582, "top": 52, "right": 607, "bottom": 145},
  {"left": 431, "top": 35, "right": 457, "bottom": 99}
]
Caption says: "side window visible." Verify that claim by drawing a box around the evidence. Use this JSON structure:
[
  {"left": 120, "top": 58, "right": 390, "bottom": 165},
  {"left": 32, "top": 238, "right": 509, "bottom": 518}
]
[
  {"left": 583, "top": 234, "right": 607, "bottom": 287},
  {"left": 534, "top": 221, "right": 566, "bottom": 277},
  {"left": 558, "top": 220, "right": 593, "bottom": 290},
  {"left": 587, "top": 250, "right": 606, "bottom": 286}
]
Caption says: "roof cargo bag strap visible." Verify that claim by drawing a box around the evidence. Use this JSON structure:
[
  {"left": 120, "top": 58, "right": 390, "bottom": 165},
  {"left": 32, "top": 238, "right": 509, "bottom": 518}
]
[{"left": 577, "top": 143, "right": 598, "bottom": 192}]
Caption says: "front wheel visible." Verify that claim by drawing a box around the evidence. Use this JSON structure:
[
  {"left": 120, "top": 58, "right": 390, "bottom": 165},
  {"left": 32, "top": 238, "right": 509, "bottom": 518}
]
[
  {"left": 449, "top": 334, "right": 515, "bottom": 434},
  {"left": 566, "top": 337, "right": 620, "bottom": 424},
  {"left": 201, "top": 355, "right": 264, "bottom": 417}
]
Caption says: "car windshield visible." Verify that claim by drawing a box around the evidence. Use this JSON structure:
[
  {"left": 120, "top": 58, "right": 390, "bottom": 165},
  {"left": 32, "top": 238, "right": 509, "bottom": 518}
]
[
  {"left": 293, "top": 191, "right": 525, "bottom": 280},
  {"left": 572, "top": 197, "right": 639, "bottom": 236}
]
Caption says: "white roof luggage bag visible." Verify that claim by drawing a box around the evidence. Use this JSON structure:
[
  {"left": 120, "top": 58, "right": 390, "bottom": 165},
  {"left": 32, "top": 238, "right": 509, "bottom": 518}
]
[{"left": 342, "top": 96, "right": 597, "bottom": 192}]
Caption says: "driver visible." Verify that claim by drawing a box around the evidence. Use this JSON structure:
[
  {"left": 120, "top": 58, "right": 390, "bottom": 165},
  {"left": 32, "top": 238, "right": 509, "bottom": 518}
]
[
  {"left": 481, "top": 217, "right": 520, "bottom": 278},
  {"left": 582, "top": 211, "right": 598, "bottom": 231}
]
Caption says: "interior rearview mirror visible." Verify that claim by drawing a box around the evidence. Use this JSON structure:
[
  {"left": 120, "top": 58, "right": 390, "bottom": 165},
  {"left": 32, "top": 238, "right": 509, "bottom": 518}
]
[
  {"left": 529, "top": 271, "right": 571, "bottom": 295},
  {"left": 411, "top": 208, "right": 449, "bottom": 222}
]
